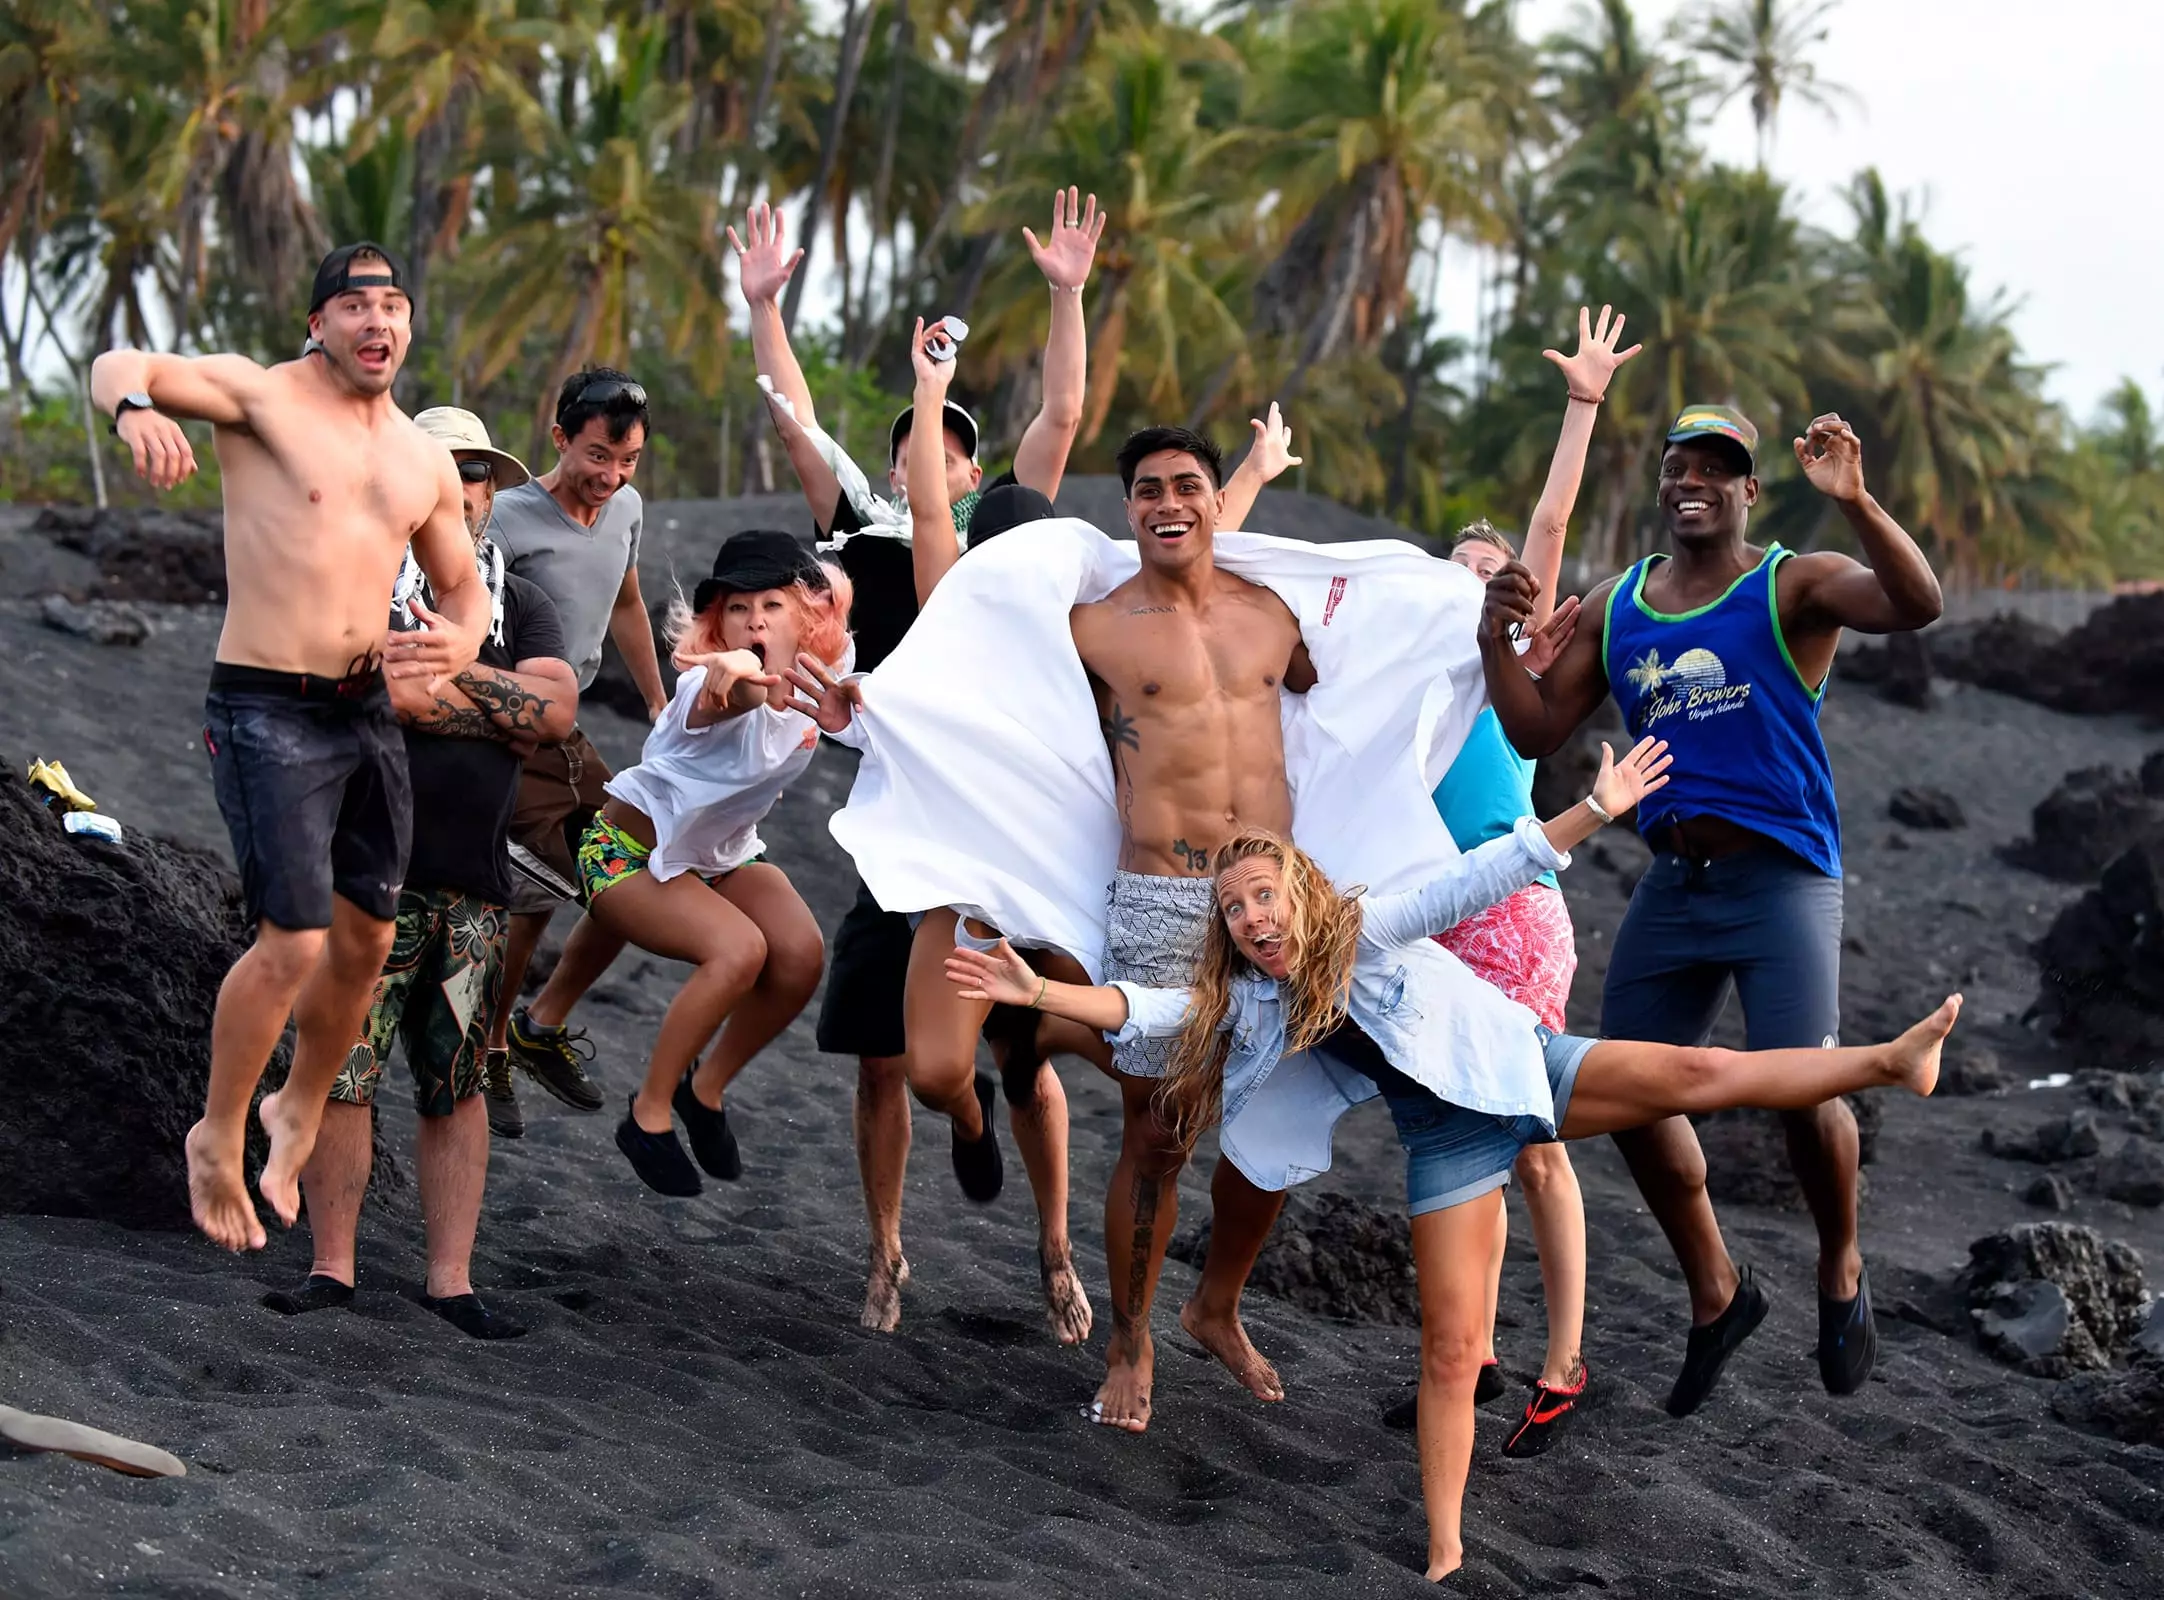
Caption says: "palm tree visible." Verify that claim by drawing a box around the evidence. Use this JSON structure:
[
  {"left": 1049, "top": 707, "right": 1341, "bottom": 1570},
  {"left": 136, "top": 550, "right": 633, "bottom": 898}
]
[
  {"left": 1245, "top": 0, "right": 1527, "bottom": 390},
  {"left": 1823, "top": 197, "right": 2045, "bottom": 586},
  {"left": 969, "top": 26, "right": 1251, "bottom": 447},
  {"left": 458, "top": 21, "right": 724, "bottom": 450},
  {"left": 1689, "top": 0, "right": 1856, "bottom": 169},
  {"left": 316, "top": 0, "right": 551, "bottom": 363}
]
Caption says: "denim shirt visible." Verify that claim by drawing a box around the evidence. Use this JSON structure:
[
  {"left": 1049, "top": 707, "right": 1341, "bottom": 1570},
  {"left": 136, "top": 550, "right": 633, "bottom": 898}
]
[{"left": 1109, "top": 816, "right": 1569, "bottom": 1192}]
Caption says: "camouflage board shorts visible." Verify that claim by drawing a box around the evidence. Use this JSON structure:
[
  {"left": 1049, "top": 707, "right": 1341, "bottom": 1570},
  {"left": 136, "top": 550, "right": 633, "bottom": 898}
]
[{"left": 334, "top": 886, "right": 508, "bottom": 1117}]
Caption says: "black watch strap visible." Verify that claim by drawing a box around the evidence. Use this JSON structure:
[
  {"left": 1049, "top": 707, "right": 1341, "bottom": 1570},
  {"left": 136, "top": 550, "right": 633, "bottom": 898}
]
[{"left": 109, "top": 393, "right": 155, "bottom": 435}]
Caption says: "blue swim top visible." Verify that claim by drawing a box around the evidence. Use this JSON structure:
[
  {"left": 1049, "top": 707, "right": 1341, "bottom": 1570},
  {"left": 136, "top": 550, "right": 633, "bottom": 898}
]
[
  {"left": 1602, "top": 546, "right": 1842, "bottom": 878},
  {"left": 1433, "top": 709, "right": 1556, "bottom": 890}
]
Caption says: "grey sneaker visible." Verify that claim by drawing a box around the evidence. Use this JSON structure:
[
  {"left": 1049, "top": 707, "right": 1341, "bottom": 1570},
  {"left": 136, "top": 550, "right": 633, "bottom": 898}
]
[
  {"left": 507, "top": 1007, "right": 604, "bottom": 1111},
  {"left": 482, "top": 1048, "right": 524, "bottom": 1140}
]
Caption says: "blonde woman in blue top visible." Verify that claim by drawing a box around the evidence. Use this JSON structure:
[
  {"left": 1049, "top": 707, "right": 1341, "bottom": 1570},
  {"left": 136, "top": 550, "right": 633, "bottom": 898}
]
[{"left": 945, "top": 737, "right": 1961, "bottom": 1583}]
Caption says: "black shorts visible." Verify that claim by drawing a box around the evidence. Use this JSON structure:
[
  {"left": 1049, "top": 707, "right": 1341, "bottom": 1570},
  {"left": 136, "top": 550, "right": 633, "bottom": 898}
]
[
  {"left": 203, "top": 662, "right": 411, "bottom": 930},
  {"left": 815, "top": 878, "right": 913, "bottom": 1059}
]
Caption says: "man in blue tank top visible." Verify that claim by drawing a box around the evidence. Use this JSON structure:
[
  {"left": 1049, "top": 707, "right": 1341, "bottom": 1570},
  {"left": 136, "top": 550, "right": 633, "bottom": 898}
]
[{"left": 1475, "top": 404, "right": 1942, "bottom": 1416}]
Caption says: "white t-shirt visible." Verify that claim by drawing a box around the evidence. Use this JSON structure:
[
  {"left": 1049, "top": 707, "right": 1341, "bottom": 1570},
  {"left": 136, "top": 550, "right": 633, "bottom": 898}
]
[{"left": 603, "top": 666, "right": 820, "bottom": 881}]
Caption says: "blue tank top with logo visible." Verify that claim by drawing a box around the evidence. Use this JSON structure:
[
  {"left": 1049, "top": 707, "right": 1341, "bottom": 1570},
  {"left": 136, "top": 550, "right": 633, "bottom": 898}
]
[{"left": 1602, "top": 546, "right": 1842, "bottom": 878}]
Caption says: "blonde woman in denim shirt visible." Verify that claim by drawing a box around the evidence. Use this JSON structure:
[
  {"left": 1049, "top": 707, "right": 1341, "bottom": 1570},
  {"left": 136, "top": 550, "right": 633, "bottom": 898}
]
[{"left": 946, "top": 735, "right": 1961, "bottom": 1583}]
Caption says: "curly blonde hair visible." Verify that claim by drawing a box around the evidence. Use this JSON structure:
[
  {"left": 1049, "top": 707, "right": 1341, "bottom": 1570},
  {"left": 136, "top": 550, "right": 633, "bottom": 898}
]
[{"left": 1154, "top": 828, "right": 1365, "bottom": 1149}]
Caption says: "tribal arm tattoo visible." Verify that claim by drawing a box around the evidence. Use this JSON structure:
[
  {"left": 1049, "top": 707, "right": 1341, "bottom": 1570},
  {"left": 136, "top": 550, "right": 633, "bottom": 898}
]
[
  {"left": 453, "top": 666, "right": 559, "bottom": 738},
  {"left": 403, "top": 685, "right": 512, "bottom": 742}
]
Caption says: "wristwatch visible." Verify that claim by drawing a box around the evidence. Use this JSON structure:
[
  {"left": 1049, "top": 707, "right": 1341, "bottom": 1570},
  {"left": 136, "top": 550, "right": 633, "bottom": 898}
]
[{"left": 109, "top": 392, "right": 155, "bottom": 435}]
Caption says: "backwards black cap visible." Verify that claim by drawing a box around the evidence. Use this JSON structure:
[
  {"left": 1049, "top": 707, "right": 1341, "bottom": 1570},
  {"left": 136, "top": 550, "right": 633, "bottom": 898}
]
[
  {"left": 692, "top": 530, "right": 826, "bottom": 614},
  {"left": 309, "top": 241, "right": 409, "bottom": 315}
]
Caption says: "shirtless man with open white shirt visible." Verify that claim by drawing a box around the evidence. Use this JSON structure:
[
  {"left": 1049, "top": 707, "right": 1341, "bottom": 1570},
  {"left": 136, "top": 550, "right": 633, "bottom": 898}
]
[{"left": 90, "top": 242, "right": 487, "bottom": 1253}]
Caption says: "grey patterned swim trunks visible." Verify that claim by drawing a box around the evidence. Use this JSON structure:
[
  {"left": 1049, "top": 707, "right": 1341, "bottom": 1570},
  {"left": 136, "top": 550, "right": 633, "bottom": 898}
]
[{"left": 1103, "top": 870, "right": 1219, "bottom": 1078}]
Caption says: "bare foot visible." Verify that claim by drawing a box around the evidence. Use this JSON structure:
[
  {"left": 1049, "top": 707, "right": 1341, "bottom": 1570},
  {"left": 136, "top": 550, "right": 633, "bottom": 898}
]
[
  {"left": 1179, "top": 1299, "right": 1285, "bottom": 1401},
  {"left": 1090, "top": 1334, "right": 1154, "bottom": 1433},
  {"left": 1039, "top": 1243, "right": 1093, "bottom": 1346},
  {"left": 1891, "top": 993, "right": 1963, "bottom": 1096},
  {"left": 255, "top": 1090, "right": 320, "bottom": 1229},
  {"left": 184, "top": 1119, "right": 266, "bottom": 1252},
  {"left": 1425, "top": 1543, "right": 1464, "bottom": 1583},
  {"left": 859, "top": 1250, "right": 910, "bottom": 1333}
]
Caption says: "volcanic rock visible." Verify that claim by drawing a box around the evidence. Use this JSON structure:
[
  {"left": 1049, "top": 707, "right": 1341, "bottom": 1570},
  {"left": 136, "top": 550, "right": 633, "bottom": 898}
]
[
  {"left": 0, "top": 757, "right": 400, "bottom": 1229},
  {"left": 39, "top": 594, "right": 151, "bottom": 646},
  {"left": 1887, "top": 785, "right": 1965, "bottom": 830},
  {"left": 30, "top": 505, "right": 226, "bottom": 605},
  {"left": 1530, "top": 699, "right": 1627, "bottom": 826},
  {"left": 2025, "top": 1174, "right": 2075, "bottom": 1210},
  {"left": 1960, "top": 1222, "right": 2147, "bottom": 1376},
  {"left": 1837, "top": 631, "right": 1934, "bottom": 709},
  {"left": 1939, "top": 1043, "right": 2013, "bottom": 1097},
  {"left": 2052, "top": 1352, "right": 2164, "bottom": 1446},
  {"left": 2032, "top": 836, "right": 2164, "bottom": 1066},
  {"left": 1981, "top": 1110, "right": 2102, "bottom": 1164},
  {"left": 1168, "top": 1190, "right": 1417, "bottom": 1326},
  {"left": 1932, "top": 594, "right": 2164, "bottom": 720},
  {"left": 2097, "top": 1138, "right": 2164, "bottom": 1207},
  {"left": 584, "top": 599, "right": 677, "bottom": 722},
  {"left": 2004, "top": 764, "right": 2163, "bottom": 882}
]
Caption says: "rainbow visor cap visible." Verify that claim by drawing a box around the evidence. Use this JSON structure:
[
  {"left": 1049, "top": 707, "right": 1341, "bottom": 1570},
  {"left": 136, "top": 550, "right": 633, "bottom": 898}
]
[{"left": 1666, "top": 405, "right": 1759, "bottom": 472}]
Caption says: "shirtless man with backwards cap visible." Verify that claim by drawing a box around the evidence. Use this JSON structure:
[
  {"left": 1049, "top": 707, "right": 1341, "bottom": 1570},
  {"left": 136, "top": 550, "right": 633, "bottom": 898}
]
[{"left": 90, "top": 241, "right": 489, "bottom": 1252}]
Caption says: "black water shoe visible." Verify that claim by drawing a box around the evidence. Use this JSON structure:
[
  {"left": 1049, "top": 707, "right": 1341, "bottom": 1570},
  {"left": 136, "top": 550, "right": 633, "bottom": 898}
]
[
  {"left": 262, "top": 1274, "right": 353, "bottom": 1315},
  {"left": 1818, "top": 1265, "right": 1879, "bottom": 1395},
  {"left": 424, "top": 1292, "right": 529, "bottom": 1341},
  {"left": 616, "top": 1095, "right": 702, "bottom": 1197},
  {"left": 1503, "top": 1367, "right": 1589, "bottom": 1458},
  {"left": 951, "top": 1073, "right": 1004, "bottom": 1203},
  {"left": 673, "top": 1073, "right": 742, "bottom": 1181},
  {"left": 1665, "top": 1268, "right": 1769, "bottom": 1418}
]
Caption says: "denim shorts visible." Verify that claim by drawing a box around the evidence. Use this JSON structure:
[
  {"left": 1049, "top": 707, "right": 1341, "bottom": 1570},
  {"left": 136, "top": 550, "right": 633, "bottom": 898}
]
[
  {"left": 1332, "top": 1023, "right": 1596, "bottom": 1217},
  {"left": 202, "top": 663, "right": 410, "bottom": 930}
]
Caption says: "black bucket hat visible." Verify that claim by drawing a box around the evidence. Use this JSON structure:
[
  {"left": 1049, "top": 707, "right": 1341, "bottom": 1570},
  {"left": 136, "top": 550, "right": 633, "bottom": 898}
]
[{"left": 691, "top": 529, "right": 825, "bottom": 614}]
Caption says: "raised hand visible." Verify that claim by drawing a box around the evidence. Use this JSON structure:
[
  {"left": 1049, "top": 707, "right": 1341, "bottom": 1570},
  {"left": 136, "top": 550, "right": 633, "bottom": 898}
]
[
  {"left": 1247, "top": 401, "right": 1303, "bottom": 484},
  {"left": 1481, "top": 560, "right": 1541, "bottom": 646},
  {"left": 1795, "top": 413, "right": 1867, "bottom": 504},
  {"left": 784, "top": 651, "right": 864, "bottom": 734},
  {"left": 1541, "top": 305, "right": 1643, "bottom": 404},
  {"left": 1591, "top": 735, "right": 1672, "bottom": 818},
  {"left": 945, "top": 940, "right": 1041, "bottom": 1007},
  {"left": 1023, "top": 187, "right": 1106, "bottom": 292},
  {"left": 1520, "top": 595, "right": 1580, "bottom": 676},
  {"left": 727, "top": 202, "right": 804, "bottom": 308},
  {"left": 116, "top": 407, "right": 199, "bottom": 490},
  {"left": 908, "top": 316, "right": 957, "bottom": 397}
]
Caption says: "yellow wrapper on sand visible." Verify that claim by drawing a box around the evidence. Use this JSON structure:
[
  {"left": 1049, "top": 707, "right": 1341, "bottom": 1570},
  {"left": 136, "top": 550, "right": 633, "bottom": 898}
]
[{"left": 26, "top": 759, "right": 96, "bottom": 813}]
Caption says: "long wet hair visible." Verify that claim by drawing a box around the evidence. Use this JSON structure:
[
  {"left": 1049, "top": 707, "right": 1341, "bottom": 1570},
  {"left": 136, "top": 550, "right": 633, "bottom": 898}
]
[
  {"left": 665, "top": 560, "right": 855, "bottom": 670},
  {"left": 1154, "top": 828, "right": 1366, "bottom": 1149}
]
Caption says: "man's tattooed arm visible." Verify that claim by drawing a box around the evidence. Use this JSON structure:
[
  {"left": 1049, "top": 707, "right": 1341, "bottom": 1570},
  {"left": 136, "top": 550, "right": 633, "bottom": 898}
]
[
  {"left": 453, "top": 666, "right": 558, "bottom": 738},
  {"left": 401, "top": 685, "right": 513, "bottom": 742}
]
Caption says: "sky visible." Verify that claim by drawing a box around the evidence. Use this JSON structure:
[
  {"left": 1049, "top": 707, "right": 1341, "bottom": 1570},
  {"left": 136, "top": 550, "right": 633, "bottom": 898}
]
[{"left": 1477, "top": 0, "right": 2164, "bottom": 421}]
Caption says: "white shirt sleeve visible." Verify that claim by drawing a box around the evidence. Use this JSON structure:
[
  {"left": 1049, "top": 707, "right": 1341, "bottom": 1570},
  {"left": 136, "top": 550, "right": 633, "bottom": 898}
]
[
  {"left": 1359, "top": 816, "right": 1569, "bottom": 948},
  {"left": 1107, "top": 981, "right": 1195, "bottom": 1041}
]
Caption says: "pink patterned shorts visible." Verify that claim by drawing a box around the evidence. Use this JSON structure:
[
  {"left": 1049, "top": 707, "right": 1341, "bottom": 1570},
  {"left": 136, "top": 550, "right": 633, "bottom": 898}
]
[{"left": 1434, "top": 882, "right": 1578, "bottom": 1032}]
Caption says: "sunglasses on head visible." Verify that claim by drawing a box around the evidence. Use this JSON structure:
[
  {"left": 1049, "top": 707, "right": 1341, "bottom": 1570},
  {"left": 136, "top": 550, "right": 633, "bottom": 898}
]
[
  {"left": 456, "top": 459, "right": 496, "bottom": 484},
  {"left": 568, "top": 375, "right": 648, "bottom": 413}
]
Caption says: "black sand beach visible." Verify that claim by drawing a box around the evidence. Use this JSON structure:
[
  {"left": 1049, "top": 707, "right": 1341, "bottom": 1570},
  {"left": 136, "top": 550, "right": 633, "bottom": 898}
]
[{"left": 2, "top": 504, "right": 2162, "bottom": 1598}]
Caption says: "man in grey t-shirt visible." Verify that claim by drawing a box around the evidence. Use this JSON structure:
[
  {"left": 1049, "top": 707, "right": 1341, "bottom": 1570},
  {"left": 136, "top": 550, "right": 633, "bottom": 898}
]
[{"left": 481, "top": 366, "right": 667, "bottom": 1136}]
